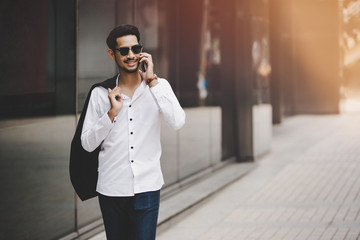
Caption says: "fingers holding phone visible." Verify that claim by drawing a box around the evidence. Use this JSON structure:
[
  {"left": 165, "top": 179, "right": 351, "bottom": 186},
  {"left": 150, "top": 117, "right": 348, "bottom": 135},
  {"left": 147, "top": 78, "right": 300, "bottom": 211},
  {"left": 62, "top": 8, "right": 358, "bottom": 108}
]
[
  {"left": 140, "top": 60, "right": 147, "bottom": 72},
  {"left": 139, "top": 52, "right": 154, "bottom": 78}
]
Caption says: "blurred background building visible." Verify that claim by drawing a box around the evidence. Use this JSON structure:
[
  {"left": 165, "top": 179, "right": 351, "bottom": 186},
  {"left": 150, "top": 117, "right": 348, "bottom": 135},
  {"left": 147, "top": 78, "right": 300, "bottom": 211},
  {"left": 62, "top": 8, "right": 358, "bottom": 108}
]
[{"left": 0, "top": 0, "right": 358, "bottom": 239}]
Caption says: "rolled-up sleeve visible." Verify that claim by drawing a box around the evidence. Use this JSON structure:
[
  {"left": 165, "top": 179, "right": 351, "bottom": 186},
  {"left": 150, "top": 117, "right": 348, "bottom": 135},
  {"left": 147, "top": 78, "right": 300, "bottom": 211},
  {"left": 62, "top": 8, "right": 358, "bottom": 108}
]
[
  {"left": 150, "top": 78, "right": 185, "bottom": 130},
  {"left": 81, "top": 88, "right": 114, "bottom": 152}
]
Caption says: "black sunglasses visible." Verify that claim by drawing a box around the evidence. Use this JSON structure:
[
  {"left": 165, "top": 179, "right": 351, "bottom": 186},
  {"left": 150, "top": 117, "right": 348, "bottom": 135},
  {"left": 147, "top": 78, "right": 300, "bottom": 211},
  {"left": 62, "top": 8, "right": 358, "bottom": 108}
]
[{"left": 114, "top": 44, "right": 143, "bottom": 56}]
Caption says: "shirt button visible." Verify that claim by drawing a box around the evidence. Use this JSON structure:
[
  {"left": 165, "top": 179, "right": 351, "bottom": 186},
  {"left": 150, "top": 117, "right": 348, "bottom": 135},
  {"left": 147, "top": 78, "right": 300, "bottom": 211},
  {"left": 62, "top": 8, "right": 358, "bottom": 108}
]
[
  {"left": 130, "top": 132, "right": 133, "bottom": 135},
  {"left": 130, "top": 118, "right": 133, "bottom": 121},
  {"left": 129, "top": 105, "right": 132, "bottom": 108},
  {"left": 131, "top": 160, "right": 134, "bottom": 163},
  {"left": 131, "top": 146, "right": 134, "bottom": 149}
]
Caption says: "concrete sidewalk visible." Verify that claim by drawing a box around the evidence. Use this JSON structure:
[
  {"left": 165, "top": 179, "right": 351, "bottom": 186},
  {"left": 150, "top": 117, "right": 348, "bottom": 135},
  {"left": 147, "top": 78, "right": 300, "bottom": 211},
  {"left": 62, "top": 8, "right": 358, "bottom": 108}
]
[{"left": 157, "top": 113, "right": 360, "bottom": 240}]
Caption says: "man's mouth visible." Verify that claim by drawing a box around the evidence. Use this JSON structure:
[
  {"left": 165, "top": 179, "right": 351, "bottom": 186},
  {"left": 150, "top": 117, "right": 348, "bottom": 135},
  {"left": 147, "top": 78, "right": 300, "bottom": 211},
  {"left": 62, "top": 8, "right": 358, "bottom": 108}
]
[{"left": 125, "top": 60, "right": 138, "bottom": 67}]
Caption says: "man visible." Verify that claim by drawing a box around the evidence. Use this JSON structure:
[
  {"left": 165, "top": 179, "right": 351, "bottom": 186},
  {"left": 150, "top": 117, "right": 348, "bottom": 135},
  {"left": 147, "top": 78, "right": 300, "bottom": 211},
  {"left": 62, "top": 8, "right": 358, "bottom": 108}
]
[{"left": 80, "top": 24, "right": 185, "bottom": 239}]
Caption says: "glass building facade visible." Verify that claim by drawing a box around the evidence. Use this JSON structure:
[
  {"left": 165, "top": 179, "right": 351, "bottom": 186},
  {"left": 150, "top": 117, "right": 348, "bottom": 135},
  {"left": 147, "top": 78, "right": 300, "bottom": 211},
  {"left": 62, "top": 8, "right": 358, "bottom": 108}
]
[
  {"left": 0, "top": 0, "right": 242, "bottom": 239},
  {"left": 0, "top": 1, "right": 77, "bottom": 239},
  {"left": 0, "top": 0, "right": 342, "bottom": 239}
]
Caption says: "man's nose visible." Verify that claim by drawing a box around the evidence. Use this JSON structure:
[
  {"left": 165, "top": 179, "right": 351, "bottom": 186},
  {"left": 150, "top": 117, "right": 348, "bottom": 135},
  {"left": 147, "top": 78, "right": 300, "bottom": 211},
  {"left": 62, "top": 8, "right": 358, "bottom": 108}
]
[{"left": 127, "top": 49, "right": 136, "bottom": 58}]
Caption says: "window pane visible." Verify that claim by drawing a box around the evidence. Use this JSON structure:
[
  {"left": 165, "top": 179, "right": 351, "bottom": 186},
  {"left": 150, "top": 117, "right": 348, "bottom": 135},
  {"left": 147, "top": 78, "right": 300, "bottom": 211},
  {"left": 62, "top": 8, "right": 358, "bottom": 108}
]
[{"left": 0, "top": 1, "right": 76, "bottom": 239}]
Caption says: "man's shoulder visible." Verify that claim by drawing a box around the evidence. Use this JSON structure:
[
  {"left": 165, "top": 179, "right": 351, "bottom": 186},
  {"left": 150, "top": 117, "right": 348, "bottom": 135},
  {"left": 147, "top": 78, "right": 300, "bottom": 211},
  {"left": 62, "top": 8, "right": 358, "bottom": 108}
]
[
  {"left": 156, "top": 77, "right": 177, "bottom": 90},
  {"left": 94, "top": 75, "right": 118, "bottom": 89},
  {"left": 86, "top": 74, "right": 118, "bottom": 99},
  {"left": 156, "top": 77, "right": 171, "bottom": 86}
]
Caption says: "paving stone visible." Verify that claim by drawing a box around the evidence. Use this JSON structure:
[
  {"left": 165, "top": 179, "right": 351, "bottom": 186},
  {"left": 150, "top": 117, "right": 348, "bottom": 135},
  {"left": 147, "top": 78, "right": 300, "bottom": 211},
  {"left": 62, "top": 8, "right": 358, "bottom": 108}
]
[
  {"left": 308, "top": 228, "right": 326, "bottom": 239},
  {"left": 284, "top": 228, "right": 302, "bottom": 239},
  {"left": 345, "top": 228, "right": 360, "bottom": 240},
  {"left": 332, "top": 228, "right": 350, "bottom": 240},
  {"left": 295, "top": 228, "right": 313, "bottom": 239},
  {"left": 319, "top": 228, "right": 337, "bottom": 240},
  {"left": 270, "top": 228, "right": 289, "bottom": 240}
]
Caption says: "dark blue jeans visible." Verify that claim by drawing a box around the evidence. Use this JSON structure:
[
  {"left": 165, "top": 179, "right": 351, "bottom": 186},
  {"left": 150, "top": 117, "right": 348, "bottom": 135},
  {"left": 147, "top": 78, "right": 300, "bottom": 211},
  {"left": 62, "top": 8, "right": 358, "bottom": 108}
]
[{"left": 98, "top": 190, "right": 160, "bottom": 240}]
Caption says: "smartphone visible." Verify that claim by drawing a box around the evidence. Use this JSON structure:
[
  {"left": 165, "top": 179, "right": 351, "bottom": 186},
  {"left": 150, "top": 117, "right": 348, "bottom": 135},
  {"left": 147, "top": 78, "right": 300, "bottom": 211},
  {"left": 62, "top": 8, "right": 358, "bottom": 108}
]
[{"left": 140, "top": 60, "right": 147, "bottom": 72}]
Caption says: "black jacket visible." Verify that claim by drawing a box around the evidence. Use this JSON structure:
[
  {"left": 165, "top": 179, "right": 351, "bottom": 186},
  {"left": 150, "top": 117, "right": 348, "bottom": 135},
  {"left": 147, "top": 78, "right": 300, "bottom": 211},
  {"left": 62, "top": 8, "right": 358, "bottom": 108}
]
[{"left": 69, "top": 75, "right": 117, "bottom": 201}]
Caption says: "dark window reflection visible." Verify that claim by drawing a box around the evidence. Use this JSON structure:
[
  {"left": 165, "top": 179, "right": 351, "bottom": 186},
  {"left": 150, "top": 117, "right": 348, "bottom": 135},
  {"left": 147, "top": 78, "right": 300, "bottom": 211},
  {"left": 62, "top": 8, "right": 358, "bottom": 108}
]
[
  {"left": 0, "top": 1, "right": 53, "bottom": 118},
  {"left": 0, "top": 1, "right": 76, "bottom": 239}
]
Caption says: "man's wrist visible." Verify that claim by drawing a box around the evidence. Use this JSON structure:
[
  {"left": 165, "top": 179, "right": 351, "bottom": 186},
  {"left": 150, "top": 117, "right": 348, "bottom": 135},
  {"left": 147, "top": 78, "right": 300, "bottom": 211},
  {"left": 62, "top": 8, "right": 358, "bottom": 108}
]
[
  {"left": 146, "top": 74, "right": 157, "bottom": 86},
  {"left": 107, "top": 109, "right": 118, "bottom": 123},
  {"left": 148, "top": 79, "right": 159, "bottom": 88}
]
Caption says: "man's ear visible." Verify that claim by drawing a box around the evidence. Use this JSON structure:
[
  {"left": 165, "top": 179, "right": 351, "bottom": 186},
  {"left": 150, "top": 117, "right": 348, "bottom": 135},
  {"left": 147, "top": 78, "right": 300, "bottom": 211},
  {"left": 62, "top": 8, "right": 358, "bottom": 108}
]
[{"left": 107, "top": 49, "right": 115, "bottom": 61}]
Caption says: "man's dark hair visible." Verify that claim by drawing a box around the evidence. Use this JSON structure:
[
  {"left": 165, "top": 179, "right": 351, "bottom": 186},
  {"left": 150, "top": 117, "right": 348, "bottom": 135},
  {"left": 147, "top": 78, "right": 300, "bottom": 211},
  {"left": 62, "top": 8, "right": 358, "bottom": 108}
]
[{"left": 106, "top": 24, "right": 141, "bottom": 50}]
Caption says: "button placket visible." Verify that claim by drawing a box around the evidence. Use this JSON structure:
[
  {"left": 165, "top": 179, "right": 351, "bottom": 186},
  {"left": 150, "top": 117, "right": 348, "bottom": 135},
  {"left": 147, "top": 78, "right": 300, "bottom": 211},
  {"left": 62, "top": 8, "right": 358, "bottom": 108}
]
[{"left": 128, "top": 102, "right": 134, "bottom": 164}]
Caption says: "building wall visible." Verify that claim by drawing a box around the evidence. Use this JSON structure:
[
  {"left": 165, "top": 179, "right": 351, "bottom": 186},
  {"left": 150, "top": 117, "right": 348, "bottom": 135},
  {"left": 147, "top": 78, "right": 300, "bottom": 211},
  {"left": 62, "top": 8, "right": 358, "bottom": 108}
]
[
  {"left": 270, "top": 0, "right": 342, "bottom": 122},
  {"left": 0, "top": 1, "right": 77, "bottom": 239},
  {"left": 0, "top": 0, "right": 274, "bottom": 239}
]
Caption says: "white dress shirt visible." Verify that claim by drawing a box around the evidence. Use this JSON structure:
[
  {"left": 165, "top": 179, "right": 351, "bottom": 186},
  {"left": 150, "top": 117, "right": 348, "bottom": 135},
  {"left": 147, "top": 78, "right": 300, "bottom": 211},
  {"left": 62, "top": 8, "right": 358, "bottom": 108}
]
[{"left": 81, "top": 76, "right": 185, "bottom": 196}]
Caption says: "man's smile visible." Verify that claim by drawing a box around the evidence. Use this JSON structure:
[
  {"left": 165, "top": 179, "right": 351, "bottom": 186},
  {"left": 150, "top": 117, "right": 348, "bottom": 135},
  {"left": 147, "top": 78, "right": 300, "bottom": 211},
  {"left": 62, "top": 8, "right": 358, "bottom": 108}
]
[{"left": 125, "top": 59, "right": 138, "bottom": 67}]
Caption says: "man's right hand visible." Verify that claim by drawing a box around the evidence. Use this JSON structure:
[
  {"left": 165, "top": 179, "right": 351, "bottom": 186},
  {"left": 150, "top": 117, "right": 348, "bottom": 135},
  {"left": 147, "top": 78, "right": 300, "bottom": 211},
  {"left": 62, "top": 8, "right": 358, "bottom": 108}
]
[{"left": 107, "top": 86, "right": 123, "bottom": 122}]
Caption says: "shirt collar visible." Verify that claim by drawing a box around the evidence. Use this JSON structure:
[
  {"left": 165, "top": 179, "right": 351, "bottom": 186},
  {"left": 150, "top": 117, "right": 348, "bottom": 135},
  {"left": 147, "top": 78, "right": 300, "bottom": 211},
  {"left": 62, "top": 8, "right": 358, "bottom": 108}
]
[{"left": 115, "top": 73, "right": 147, "bottom": 102}]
